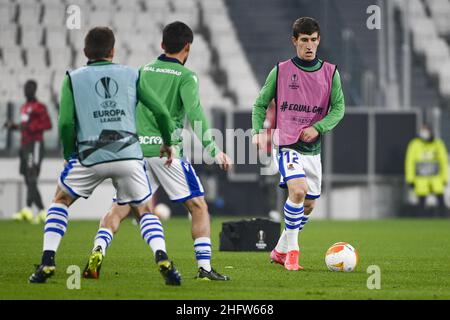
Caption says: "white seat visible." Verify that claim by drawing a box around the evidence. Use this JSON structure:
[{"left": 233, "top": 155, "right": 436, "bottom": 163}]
[
  {"left": 50, "top": 69, "right": 67, "bottom": 97},
  {"left": 42, "top": 7, "right": 66, "bottom": 27},
  {"left": 68, "top": 28, "right": 88, "bottom": 52},
  {"left": 409, "top": 0, "right": 426, "bottom": 19},
  {"left": 2, "top": 47, "right": 24, "bottom": 67},
  {"left": 0, "top": 67, "right": 15, "bottom": 101},
  {"left": 411, "top": 17, "right": 438, "bottom": 54},
  {"left": 111, "top": 10, "right": 137, "bottom": 30},
  {"left": 0, "top": 2, "right": 17, "bottom": 26},
  {"left": 21, "top": 26, "right": 44, "bottom": 49},
  {"left": 40, "top": 0, "right": 65, "bottom": 9},
  {"left": 127, "top": 49, "right": 152, "bottom": 69},
  {"left": 91, "top": 0, "right": 115, "bottom": 9},
  {"left": 438, "top": 61, "right": 450, "bottom": 97},
  {"left": 117, "top": 0, "right": 141, "bottom": 11},
  {"left": 201, "top": 0, "right": 260, "bottom": 109},
  {"left": 25, "top": 47, "right": 47, "bottom": 67},
  {"left": 427, "top": 0, "right": 450, "bottom": 36},
  {"left": 0, "top": 25, "right": 18, "bottom": 48},
  {"left": 88, "top": 10, "right": 111, "bottom": 27},
  {"left": 73, "top": 51, "right": 88, "bottom": 69},
  {"left": 18, "top": 3, "right": 43, "bottom": 26},
  {"left": 48, "top": 48, "right": 72, "bottom": 70},
  {"left": 165, "top": 11, "right": 199, "bottom": 29},
  {"left": 45, "top": 28, "right": 67, "bottom": 49}
]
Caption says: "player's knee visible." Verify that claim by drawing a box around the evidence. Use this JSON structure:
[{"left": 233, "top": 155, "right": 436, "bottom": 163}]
[
  {"left": 53, "top": 189, "right": 75, "bottom": 207},
  {"left": 101, "top": 212, "right": 119, "bottom": 233},
  {"left": 188, "top": 197, "right": 208, "bottom": 215},
  {"left": 290, "top": 188, "right": 307, "bottom": 203}
]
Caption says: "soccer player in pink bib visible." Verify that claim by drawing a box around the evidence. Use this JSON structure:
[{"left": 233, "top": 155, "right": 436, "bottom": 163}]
[{"left": 252, "top": 17, "right": 345, "bottom": 271}]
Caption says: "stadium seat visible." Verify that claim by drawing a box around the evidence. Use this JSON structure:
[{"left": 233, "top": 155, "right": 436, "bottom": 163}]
[
  {"left": 438, "top": 62, "right": 450, "bottom": 99},
  {"left": 17, "top": 2, "right": 42, "bottom": 27},
  {"left": 2, "top": 47, "right": 24, "bottom": 67},
  {"left": 45, "top": 28, "right": 67, "bottom": 50},
  {"left": 0, "top": 2, "right": 17, "bottom": 26},
  {"left": 20, "top": 26, "right": 44, "bottom": 49},
  {"left": 41, "top": 6, "right": 65, "bottom": 28},
  {"left": 201, "top": 0, "right": 260, "bottom": 109},
  {"left": 48, "top": 48, "right": 72, "bottom": 70},
  {"left": 424, "top": 39, "right": 450, "bottom": 76},
  {"left": 399, "top": 0, "right": 450, "bottom": 102},
  {"left": 24, "top": 47, "right": 47, "bottom": 67},
  {"left": 426, "top": 0, "right": 450, "bottom": 36},
  {"left": 0, "top": 25, "right": 18, "bottom": 48}
]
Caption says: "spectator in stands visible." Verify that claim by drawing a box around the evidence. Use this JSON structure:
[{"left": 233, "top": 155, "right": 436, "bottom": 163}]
[
  {"left": 5, "top": 80, "right": 52, "bottom": 223},
  {"left": 405, "top": 123, "right": 449, "bottom": 217}
]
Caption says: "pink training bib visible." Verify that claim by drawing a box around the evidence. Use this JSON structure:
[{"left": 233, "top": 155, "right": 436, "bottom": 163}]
[{"left": 275, "top": 59, "right": 335, "bottom": 146}]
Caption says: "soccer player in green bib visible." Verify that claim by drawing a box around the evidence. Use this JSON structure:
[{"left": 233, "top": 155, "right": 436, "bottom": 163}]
[
  {"left": 29, "top": 27, "right": 181, "bottom": 285},
  {"left": 83, "top": 22, "right": 232, "bottom": 281}
]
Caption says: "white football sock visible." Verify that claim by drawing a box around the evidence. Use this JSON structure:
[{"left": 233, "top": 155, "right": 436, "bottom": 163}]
[{"left": 43, "top": 203, "right": 69, "bottom": 252}]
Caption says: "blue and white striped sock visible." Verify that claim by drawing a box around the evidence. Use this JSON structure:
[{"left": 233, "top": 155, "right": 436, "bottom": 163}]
[
  {"left": 276, "top": 214, "right": 311, "bottom": 253},
  {"left": 194, "top": 237, "right": 212, "bottom": 272},
  {"left": 283, "top": 199, "right": 304, "bottom": 251},
  {"left": 140, "top": 213, "right": 166, "bottom": 254},
  {"left": 43, "top": 203, "right": 69, "bottom": 252},
  {"left": 275, "top": 229, "right": 288, "bottom": 253},
  {"left": 93, "top": 228, "right": 113, "bottom": 256},
  {"left": 298, "top": 215, "right": 310, "bottom": 234}
]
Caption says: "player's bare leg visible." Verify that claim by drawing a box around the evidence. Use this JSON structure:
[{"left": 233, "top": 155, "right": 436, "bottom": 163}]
[
  {"left": 184, "top": 197, "right": 229, "bottom": 280},
  {"left": 304, "top": 199, "right": 316, "bottom": 215},
  {"left": 184, "top": 196, "right": 210, "bottom": 240}
]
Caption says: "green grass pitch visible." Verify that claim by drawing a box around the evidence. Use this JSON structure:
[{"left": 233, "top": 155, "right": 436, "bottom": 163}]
[{"left": 0, "top": 217, "right": 449, "bottom": 300}]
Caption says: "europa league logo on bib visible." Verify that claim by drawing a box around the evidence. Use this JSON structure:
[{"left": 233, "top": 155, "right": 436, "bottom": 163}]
[{"left": 95, "top": 77, "right": 119, "bottom": 109}]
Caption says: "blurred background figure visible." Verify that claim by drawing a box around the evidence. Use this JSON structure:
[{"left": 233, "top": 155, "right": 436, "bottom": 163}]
[
  {"left": 4, "top": 80, "right": 52, "bottom": 223},
  {"left": 405, "top": 123, "right": 449, "bottom": 217}
]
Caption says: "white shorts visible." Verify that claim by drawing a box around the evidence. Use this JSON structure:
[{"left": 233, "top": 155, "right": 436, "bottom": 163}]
[
  {"left": 276, "top": 148, "right": 322, "bottom": 199},
  {"left": 146, "top": 156, "right": 204, "bottom": 202},
  {"left": 59, "top": 158, "right": 152, "bottom": 206}
]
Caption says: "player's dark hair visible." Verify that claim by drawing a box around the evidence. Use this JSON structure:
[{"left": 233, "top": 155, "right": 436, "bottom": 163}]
[
  {"left": 24, "top": 79, "right": 37, "bottom": 101},
  {"left": 84, "top": 26, "right": 115, "bottom": 60},
  {"left": 292, "top": 17, "right": 320, "bottom": 38},
  {"left": 162, "top": 21, "right": 194, "bottom": 54}
]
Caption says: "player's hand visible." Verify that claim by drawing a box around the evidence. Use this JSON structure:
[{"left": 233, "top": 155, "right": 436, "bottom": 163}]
[
  {"left": 300, "top": 127, "right": 319, "bottom": 143},
  {"left": 160, "top": 144, "right": 173, "bottom": 167},
  {"left": 252, "top": 133, "right": 264, "bottom": 149},
  {"left": 4, "top": 121, "right": 18, "bottom": 130},
  {"left": 215, "top": 151, "right": 232, "bottom": 171}
]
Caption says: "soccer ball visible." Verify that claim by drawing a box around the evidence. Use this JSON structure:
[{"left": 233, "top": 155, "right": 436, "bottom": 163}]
[
  {"left": 325, "top": 242, "right": 358, "bottom": 272},
  {"left": 154, "top": 203, "right": 171, "bottom": 221}
]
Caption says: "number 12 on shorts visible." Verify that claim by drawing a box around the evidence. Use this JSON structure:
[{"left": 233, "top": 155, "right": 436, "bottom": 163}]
[{"left": 284, "top": 150, "right": 299, "bottom": 164}]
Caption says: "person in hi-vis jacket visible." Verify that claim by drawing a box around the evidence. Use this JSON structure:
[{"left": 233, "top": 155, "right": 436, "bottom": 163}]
[{"left": 405, "top": 123, "right": 449, "bottom": 217}]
